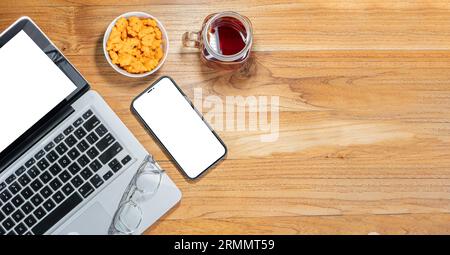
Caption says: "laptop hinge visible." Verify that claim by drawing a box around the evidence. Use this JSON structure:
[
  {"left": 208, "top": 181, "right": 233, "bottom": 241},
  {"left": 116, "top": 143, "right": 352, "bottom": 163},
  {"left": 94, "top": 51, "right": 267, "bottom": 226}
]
[{"left": 0, "top": 105, "right": 74, "bottom": 173}]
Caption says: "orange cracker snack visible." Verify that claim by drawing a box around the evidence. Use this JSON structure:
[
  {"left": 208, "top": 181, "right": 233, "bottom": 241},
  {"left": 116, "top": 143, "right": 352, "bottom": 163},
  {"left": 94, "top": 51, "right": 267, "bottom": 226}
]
[{"left": 107, "top": 16, "right": 164, "bottom": 74}]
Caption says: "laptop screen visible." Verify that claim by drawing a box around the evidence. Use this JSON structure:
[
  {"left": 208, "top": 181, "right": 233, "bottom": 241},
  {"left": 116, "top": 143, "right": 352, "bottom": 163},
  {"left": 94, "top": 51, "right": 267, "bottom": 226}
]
[{"left": 0, "top": 30, "right": 77, "bottom": 154}]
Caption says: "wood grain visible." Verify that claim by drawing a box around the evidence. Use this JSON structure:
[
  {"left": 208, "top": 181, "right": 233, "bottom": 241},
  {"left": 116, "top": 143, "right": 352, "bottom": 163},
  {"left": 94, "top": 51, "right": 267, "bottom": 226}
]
[{"left": 1, "top": 0, "right": 450, "bottom": 234}]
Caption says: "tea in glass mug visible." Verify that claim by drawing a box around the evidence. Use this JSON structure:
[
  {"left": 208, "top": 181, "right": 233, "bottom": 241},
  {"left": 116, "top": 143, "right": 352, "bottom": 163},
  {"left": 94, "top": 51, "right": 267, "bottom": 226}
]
[{"left": 183, "top": 11, "right": 253, "bottom": 69}]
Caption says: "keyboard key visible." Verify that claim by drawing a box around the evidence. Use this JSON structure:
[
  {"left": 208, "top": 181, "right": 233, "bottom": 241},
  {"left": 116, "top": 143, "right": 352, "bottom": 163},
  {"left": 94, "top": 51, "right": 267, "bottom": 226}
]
[
  {"left": 78, "top": 183, "right": 94, "bottom": 198},
  {"left": 65, "top": 135, "right": 77, "bottom": 148},
  {"left": 46, "top": 150, "right": 59, "bottom": 163},
  {"left": 49, "top": 178, "right": 62, "bottom": 191},
  {"left": 99, "top": 142, "right": 123, "bottom": 165},
  {"left": 1, "top": 202, "right": 14, "bottom": 215},
  {"left": 37, "top": 158, "right": 50, "bottom": 171},
  {"left": 83, "top": 116, "right": 100, "bottom": 132},
  {"left": 90, "top": 174, "right": 104, "bottom": 188},
  {"left": 55, "top": 143, "right": 68, "bottom": 155},
  {"left": 2, "top": 217, "right": 14, "bottom": 230},
  {"left": 82, "top": 109, "right": 93, "bottom": 120},
  {"left": 86, "top": 132, "right": 99, "bottom": 145},
  {"left": 34, "top": 150, "right": 45, "bottom": 160},
  {"left": 87, "top": 147, "right": 99, "bottom": 159},
  {"left": 21, "top": 201, "right": 34, "bottom": 215},
  {"left": 77, "top": 155, "right": 90, "bottom": 167},
  {"left": 89, "top": 160, "right": 102, "bottom": 172},
  {"left": 0, "top": 226, "right": 4, "bottom": 235},
  {"left": 70, "top": 176, "right": 84, "bottom": 188},
  {"left": 53, "top": 133, "right": 65, "bottom": 144},
  {"left": 73, "top": 117, "right": 84, "bottom": 127},
  {"left": 52, "top": 191, "right": 65, "bottom": 204},
  {"left": 58, "top": 170, "right": 71, "bottom": 183},
  {"left": 39, "top": 171, "right": 52, "bottom": 184},
  {"left": 0, "top": 182, "right": 6, "bottom": 192},
  {"left": 49, "top": 164, "right": 62, "bottom": 176},
  {"left": 25, "top": 158, "right": 35, "bottom": 168},
  {"left": 31, "top": 194, "right": 44, "bottom": 207},
  {"left": 14, "top": 223, "right": 27, "bottom": 235},
  {"left": 24, "top": 215, "right": 37, "bottom": 228},
  {"left": 76, "top": 140, "right": 89, "bottom": 152},
  {"left": 68, "top": 148, "right": 81, "bottom": 160},
  {"left": 96, "top": 133, "right": 116, "bottom": 152},
  {"left": 8, "top": 182, "right": 21, "bottom": 194},
  {"left": 68, "top": 163, "right": 81, "bottom": 175},
  {"left": 5, "top": 174, "right": 16, "bottom": 184},
  {"left": 44, "top": 142, "right": 55, "bottom": 152},
  {"left": 32, "top": 192, "right": 82, "bottom": 235},
  {"left": 11, "top": 195, "right": 24, "bottom": 207},
  {"left": 95, "top": 124, "right": 108, "bottom": 137},
  {"left": 0, "top": 190, "right": 12, "bottom": 202},
  {"left": 58, "top": 155, "right": 71, "bottom": 168},
  {"left": 0, "top": 210, "right": 4, "bottom": 222},
  {"left": 20, "top": 187, "right": 33, "bottom": 199},
  {"left": 33, "top": 207, "right": 46, "bottom": 220},
  {"left": 62, "top": 183, "right": 74, "bottom": 196},
  {"left": 80, "top": 168, "right": 93, "bottom": 180},
  {"left": 18, "top": 174, "right": 31, "bottom": 186},
  {"left": 121, "top": 155, "right": 132, "bottom": 165},
  {"left": 15, "top": 166, "right": 26, "bottom": 176},
  {"left": 74, "top": 127, "right": 87, "bottom": 140},
  {"left": 112, "top": 162, "right": 122, "bottom": 173},
  {"left": 30, "top": 179, "right": 43, "bottom": 192},
  {"left": 27, "top": 166, "right": 40, "bottom": 179},
  {"left": 108, "top": 159, "right": 119, "bottom": 169},
  {"left": 43, "top": 199, "right": 56, "bottom": 211},
  {"left": 12, "top": 209, "right": 25, "bottom": 222},
  {"left": 40, "top": 186, "right": 53, "bottom": 199},
  {"left": 103, "top": 171, "right": 113, "bottom": 181},
  {"left": 63, "top": 125, "right": 74, "bottom": 136}
]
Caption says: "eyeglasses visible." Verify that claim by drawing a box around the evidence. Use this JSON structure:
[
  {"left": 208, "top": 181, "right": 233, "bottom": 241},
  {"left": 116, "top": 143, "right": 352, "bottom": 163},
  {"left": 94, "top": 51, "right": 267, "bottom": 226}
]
[{"left": 109, "top": 155, "right": 165, "bottom": 234}]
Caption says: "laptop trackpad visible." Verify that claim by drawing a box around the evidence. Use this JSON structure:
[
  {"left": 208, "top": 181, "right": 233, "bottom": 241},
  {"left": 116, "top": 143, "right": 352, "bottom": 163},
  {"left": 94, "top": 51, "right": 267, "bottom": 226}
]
[{"left": 59, "top": 202, "right": 112, "bottom": 235}]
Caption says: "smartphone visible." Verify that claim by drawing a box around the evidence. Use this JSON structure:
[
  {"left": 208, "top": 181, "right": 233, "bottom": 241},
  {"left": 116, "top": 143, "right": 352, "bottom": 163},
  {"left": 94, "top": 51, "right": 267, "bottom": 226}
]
[{"left": 131, "top": 76, "right": 227, "bottom": 179}]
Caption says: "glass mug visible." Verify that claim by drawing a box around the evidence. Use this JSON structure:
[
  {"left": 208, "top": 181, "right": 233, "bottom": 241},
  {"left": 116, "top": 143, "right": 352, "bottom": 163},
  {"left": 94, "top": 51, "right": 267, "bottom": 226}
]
[{"left": 183, "top": 11, "right": 253, "bottom": 70}]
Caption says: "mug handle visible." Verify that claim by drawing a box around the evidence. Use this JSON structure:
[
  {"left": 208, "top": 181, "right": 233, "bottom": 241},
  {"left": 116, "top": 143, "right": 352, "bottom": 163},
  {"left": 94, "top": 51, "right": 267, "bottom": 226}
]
[{"left": 182, "top": 31, "right": 201, "bottom": 48}]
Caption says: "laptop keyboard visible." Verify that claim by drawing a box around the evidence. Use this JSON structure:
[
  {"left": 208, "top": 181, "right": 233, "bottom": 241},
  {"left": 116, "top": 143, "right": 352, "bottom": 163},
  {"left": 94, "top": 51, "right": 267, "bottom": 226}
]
[{"left": 0, "top": 109, "right": 133, "bottom": 235}]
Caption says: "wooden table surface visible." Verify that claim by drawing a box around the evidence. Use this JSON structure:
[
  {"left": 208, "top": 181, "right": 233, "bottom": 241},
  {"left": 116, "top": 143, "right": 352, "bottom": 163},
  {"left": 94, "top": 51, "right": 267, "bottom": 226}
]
[{"left": 2, "top": 0, "right": 450, "bottom": 234}]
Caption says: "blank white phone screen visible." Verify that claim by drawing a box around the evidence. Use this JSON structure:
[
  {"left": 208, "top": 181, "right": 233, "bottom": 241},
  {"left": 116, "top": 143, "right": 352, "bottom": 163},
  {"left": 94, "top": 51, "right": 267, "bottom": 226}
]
[{"left": 132, "top": 77, "right": 226, "bottom": 178}]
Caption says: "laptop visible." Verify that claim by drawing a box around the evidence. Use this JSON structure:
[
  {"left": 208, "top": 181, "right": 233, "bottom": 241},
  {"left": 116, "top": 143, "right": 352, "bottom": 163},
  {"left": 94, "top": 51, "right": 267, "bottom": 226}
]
[{"left": 0, "top": 17, "right": 181, "bottom": 235}]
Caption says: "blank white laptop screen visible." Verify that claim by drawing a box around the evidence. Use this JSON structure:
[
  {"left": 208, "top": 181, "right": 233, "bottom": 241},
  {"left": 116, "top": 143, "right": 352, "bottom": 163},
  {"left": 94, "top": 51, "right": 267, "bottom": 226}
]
[
  {"left": 0, "top": 31, "right": 77, "bottom": 153},
  {"left": 132, "top": 77, "right": 226, "bottom": 178}
]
